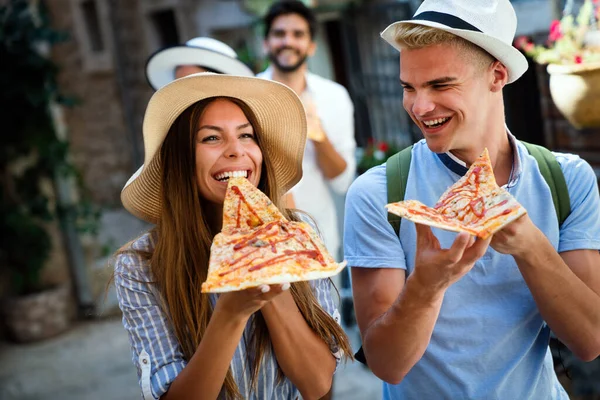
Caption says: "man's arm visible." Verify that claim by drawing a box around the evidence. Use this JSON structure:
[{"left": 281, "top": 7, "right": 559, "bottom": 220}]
[
  {"left": 353, "top": 224, "right": 491, "bottom": 384},
  {"left": 492, "top": 216, "right": 600, "bottom": 361},
  {"left": 313, "top": 135, "right": 347, "bottom": 179}
]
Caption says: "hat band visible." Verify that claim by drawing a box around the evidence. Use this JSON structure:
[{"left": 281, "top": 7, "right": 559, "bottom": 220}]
[{"left": 412, "top": 11, "right": 482, "bottom": 33}]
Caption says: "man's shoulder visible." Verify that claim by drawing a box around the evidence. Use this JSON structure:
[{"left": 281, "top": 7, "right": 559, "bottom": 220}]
[{"left": 347, "top": 165, "right": 387, "bottom": 202}]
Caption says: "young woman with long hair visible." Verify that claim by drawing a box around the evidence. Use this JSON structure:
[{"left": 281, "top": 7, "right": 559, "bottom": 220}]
[{"left": 114, "top": 73, "right": 352, "bottom": 400}]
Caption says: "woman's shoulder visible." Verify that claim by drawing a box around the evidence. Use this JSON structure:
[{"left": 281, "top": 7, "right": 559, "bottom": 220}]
[{"left": 114, "top": 231, "right": 157, "bottom": 277}]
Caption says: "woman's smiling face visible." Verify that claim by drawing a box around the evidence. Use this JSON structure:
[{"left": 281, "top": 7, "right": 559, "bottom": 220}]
[{"left": 195, "top": 98, "right": 263, "bottom": 205}]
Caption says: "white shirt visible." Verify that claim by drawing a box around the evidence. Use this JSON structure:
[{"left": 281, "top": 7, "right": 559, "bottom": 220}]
[{"left": 257, "top": 67, "right": 356, "bottom": 257}]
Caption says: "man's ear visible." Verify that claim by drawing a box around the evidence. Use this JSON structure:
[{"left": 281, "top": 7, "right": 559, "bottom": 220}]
[{"left": 490, "top": 61, "right": 509, "bottom": 92}]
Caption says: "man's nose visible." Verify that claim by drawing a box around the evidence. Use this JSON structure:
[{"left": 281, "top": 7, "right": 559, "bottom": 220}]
[{"left": 411, "top": 91, "right": 435, "bottom": 116}]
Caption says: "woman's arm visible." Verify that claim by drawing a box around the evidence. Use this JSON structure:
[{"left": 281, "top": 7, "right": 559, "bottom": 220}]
[
  {"left": 260, "top": 280, "right": 338, "bottom": 400},
  {"left": 116, "top": 252, "right": 288, "bottom": 400}
]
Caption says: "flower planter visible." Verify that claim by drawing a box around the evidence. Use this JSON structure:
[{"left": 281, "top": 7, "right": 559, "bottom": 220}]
[
  {"left": 547, "top": 62, "right": 600, "bottom": 129},
  {"left": 2, "top": 284, "right": 72, "bottom": 343}
]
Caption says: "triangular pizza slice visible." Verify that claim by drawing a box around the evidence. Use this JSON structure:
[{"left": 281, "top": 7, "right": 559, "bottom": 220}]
[
  {"left": 386, "top": 148, "right": 526, "bottom": 239},
  {"left": 222, "top": 177, "right": 285, "bottom": 233},
  {"left": 202, "top": 178, "right": 346, "bottom": 293}
]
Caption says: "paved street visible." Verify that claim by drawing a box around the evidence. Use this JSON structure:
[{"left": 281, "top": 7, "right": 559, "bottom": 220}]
[{"left": 0, "top": 315, "right": 381, "bottom": 400}]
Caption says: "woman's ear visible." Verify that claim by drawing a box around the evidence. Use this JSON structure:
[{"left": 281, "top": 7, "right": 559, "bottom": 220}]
[{"left": 490, "top": 61, "right": 509, "bottom": 93}]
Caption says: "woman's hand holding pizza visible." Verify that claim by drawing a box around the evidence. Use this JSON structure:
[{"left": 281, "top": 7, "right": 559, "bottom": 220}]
[
  {"left": 411, "top": 223, "right": 492, "bottom": 293},
  {"left": 214, "top": 283, "right": 291, "bottom": 322}
]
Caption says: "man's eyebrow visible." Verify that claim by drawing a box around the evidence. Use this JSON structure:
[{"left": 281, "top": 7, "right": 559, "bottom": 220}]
[
  {"left": 399, "top": 76, "right": 457, "bottom": 87},
  {"left": 198, "top": 123, "right": 252, "bottom": 132}
]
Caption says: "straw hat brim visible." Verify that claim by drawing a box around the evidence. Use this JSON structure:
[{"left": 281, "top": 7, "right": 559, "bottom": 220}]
[
  {"left": 122, "top": 73, "right": 307, "bottom": 224},
  {"left": 381, "top": 20, "right": 528, "bottom": 84},
  {"left": 145, "top": 46, "right": 255, "bottom": 90}
]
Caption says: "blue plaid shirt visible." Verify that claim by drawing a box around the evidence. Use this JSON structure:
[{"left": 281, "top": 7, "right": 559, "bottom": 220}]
[{"left": 115, "top": 231, "right": 342, "bottom": 400}]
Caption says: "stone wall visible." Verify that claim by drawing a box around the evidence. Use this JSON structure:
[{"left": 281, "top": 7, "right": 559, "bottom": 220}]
[{"left": 47, "top": 0, "right": 153, "bottom": 208}]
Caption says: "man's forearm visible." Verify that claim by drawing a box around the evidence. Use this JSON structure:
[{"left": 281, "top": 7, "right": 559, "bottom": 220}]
[
  {"left": 313, "top": 136, "right": 347, "bottom": 179},
  {"left": 364, "top": 274, "right": 445, "bottom": 384},
  {"left": 515, "top": 241, "right": 600, "bottom": 361}
]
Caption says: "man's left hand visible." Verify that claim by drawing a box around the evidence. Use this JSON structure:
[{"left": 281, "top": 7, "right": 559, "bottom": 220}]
[{"left": 490, "top": 214, "right": 544, "bottom": 257}]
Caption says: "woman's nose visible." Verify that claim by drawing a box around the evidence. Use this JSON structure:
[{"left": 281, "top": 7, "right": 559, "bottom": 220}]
[{"left": 224, "top": 140, "right": 244, "bottom": 158}]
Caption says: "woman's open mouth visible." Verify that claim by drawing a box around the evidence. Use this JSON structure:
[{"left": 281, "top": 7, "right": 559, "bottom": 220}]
[{"left": 213, "top": 170, "right": 250, "bottom": 183}]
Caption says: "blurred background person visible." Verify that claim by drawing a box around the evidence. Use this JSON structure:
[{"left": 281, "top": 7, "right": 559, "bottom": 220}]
[
  {"left": 258, "top": 0, "right": 357, "bottom": 263},
  {"left": 145, "top": 36, "right": 254, "bottom": 90}
]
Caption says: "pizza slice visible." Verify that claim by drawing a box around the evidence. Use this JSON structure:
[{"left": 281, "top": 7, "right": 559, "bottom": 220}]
[
  {"left": 222, "top": 177, "right": 285, "bottom": 233},
  {"left": 385, "top": 148, "right": 526, "bottom": 239},
  {"left": 202, "top": 177, "right": 346, "bottom": 293}
]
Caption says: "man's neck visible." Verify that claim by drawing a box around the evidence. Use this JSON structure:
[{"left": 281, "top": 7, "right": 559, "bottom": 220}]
[{"left": 270, "top": 64, "right": 308, "bottom": 96}]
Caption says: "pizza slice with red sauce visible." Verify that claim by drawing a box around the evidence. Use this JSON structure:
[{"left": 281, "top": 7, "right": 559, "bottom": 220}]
[
  {"left": 385, "top": 148, "right": 526, "bottom": 239},
  {"left": 202, "top": 177, "right": 345, "bottom": 293}
]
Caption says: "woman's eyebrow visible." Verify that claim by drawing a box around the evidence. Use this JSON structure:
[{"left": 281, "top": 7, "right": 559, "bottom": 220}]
[{"left": 198, "top": 123, "right": 252, "bottom": 132}]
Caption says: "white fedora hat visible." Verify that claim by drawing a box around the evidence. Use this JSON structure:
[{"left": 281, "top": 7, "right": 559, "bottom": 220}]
[
  {"left": 381, "top": 0, "right": 528, "bottom": 83},
  {"left": 145, "top": 37, "right": 255, "bottom": 90},
  {"left": 122, "top": 73, "right": 307, "bottom": 224}
]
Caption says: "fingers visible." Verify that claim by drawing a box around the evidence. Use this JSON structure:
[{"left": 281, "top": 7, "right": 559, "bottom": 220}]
[
  {"left": 251, "top": 283, "right": 291, "bottom": 296},
  {"left": 446, "top": 232, "right": 472, "bottom": 263},
  {"left": 415, "top": 223, "right": 439, "bottom": 249},
  {"left": 462, "top": 235, "right": 492, "bottom": 263}
]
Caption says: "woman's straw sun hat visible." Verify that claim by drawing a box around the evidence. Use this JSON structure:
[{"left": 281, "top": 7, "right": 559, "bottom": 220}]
[{"left": 121, "top": 73, "right": 307, "bottom": 223}]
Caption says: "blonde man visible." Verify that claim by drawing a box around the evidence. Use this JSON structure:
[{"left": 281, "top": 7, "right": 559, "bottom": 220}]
[{"left": 344, "top": 1, "right": 600, "bottom": 399}]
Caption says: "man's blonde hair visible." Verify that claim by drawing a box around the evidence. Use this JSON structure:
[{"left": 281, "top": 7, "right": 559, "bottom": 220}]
[{"left": 393, "top": 24, "right": 495, "bottom": 72}]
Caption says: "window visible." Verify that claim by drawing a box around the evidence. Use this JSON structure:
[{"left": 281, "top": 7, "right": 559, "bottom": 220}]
[
  {"left": 149, "top": 9, "right": 179, "bottom": 48},
  {"left": 81, "top": 0, "right": 104, "bottom": 52},
  {"left": 71, "top": 0, "right": 113, "bottom": 72}
]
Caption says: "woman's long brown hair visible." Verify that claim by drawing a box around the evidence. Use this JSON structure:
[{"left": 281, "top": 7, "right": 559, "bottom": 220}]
[{"left": 140, "top": 97, "right": 352, "bottom": 399}]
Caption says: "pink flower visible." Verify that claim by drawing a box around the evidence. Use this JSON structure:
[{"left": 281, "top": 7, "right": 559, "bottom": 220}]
[
  {"left": 548, "top": 20, "right": 563, "bottom": 42},
  {"left": 575, "top": 55, "right": 583, "bottom": 64},
  {"left": 514, "top": 36, "right": 530, "bottom": 50}
]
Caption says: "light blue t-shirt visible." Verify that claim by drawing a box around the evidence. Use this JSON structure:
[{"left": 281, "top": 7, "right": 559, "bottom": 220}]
[{"left": 344, "top": 139, "right": 600, "bottom": 400}]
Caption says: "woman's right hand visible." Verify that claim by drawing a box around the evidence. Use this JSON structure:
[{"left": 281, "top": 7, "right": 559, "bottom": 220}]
[{"left": 214, "top": 283, "right": 291, "bottom": 322}]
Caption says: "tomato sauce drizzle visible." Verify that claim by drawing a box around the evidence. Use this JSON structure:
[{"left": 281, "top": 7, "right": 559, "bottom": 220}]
[
  {"left": 219, "top": 221, "right": 327, "bottom": 277},
  {"left": 231, "top": 186, "right": 263, "bottom": 229}
]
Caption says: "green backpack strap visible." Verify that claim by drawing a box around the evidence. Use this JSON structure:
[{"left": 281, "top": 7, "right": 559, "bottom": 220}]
[
  {"left": 521, "top": 141, "right": 571, "bottom": 226},
  {"left": 386, "top": 145, "right": 413, "bottom": 236}
]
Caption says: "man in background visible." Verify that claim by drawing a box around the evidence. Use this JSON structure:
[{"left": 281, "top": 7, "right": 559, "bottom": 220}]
[
  {"left": 258, "top": 0, "right": 356, "bottom": 264},
  {"left": 145, "top": 36, "right": 254, "bottom": 90}
]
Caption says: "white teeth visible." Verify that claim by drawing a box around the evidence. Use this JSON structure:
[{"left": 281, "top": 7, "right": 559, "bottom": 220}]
[
  {"left": 423, "top": 117, "right": 450, "bottom": 127},
  {"left": 214, "top": 170, "right": 248, "bottom": 181}
]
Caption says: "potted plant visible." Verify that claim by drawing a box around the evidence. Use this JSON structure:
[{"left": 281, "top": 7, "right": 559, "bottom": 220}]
[
  {"left": 0, "top": 0, "right": 97, "bottom": 342},
  {"left": 357, "top": 138, "right": 401, "bottom": 175},
  {"left": 516, "top": 0, "right": 600, "bottom": 129}
]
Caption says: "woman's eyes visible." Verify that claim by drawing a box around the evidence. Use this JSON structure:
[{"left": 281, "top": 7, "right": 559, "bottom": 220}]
[
  {"left": 200, "top": 133, "right": 255, "bottom": 143},
  {"left": 201, "top": 135, "right": 219, "bottom": 143}
]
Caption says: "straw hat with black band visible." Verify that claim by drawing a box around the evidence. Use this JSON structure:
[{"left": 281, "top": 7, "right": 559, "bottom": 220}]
[
  {"left": 145, "top": 37, "right": 255, "bottom": 90},
  {"left": 122, "top": 72, "right": 307, "bottom": 224},
  {"left": 380, "top": 0, "right": 528, "bottom": 84}
]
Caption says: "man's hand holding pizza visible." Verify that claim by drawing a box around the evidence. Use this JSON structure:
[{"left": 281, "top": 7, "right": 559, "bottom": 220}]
[
  {"left": 490, "top": 213, "right": 546, "bottom": 259},
  {"left": 411, "top": 223, "right": 492, "bottom": 295}
]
